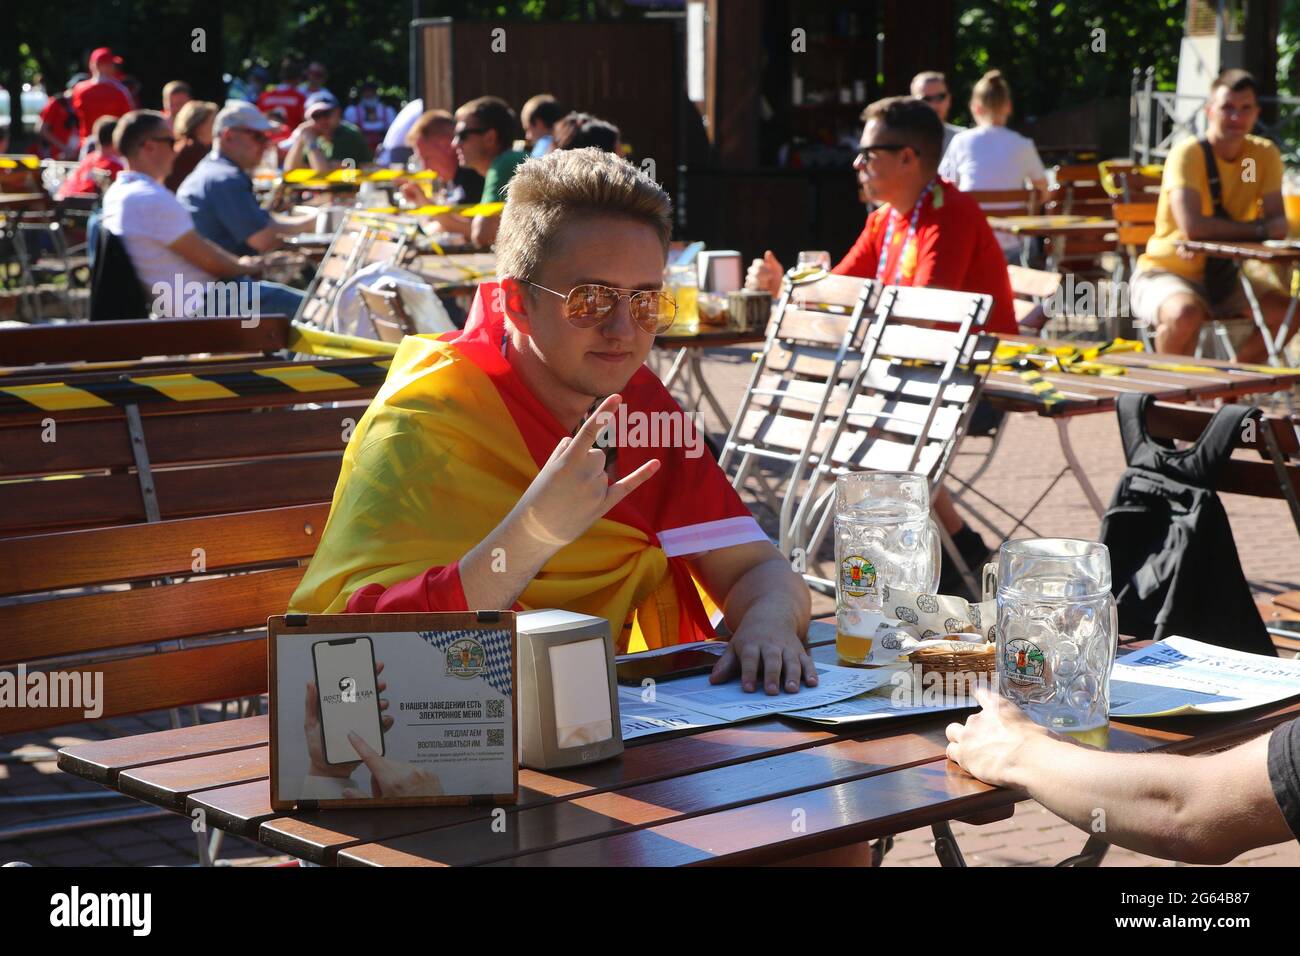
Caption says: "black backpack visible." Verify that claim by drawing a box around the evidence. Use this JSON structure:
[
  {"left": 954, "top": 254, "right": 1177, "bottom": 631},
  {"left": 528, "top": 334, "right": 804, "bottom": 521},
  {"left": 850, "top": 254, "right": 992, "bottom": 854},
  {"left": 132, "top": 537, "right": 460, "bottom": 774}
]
[
  {"left": 1099, "top": 393, "right": 1275, "bottom": 656},
  {"left": 89, "top": 228, "right": 150, "bottom": 322}
]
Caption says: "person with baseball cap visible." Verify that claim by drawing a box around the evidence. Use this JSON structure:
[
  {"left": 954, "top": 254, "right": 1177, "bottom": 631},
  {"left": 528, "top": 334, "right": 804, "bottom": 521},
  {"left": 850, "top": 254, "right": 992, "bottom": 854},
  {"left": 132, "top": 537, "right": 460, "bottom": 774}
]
[
  {"left": 71, "top": 48, "right": 133, "bottom": 148},
  {"left": 177, "top": 101, "right": 316, "bottom": 255},
  {"left": 284, "top": 90, "right": 371, "bottom": 172}
]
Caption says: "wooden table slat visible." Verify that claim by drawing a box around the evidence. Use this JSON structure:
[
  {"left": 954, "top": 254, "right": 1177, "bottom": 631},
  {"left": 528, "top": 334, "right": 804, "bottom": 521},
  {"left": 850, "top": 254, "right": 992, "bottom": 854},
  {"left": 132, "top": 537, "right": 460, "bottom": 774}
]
[
  {"left": 116, "top": 747, "right": 270, "bottom": 811},
  {"left": 55, "top": 715, "right": 267, "bottom": 785}
]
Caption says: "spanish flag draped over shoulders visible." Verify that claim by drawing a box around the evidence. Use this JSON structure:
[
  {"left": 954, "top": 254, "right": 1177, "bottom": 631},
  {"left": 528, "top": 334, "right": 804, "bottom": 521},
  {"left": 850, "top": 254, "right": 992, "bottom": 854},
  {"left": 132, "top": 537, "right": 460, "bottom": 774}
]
[{"left": 288, "top": 282, "right": 768, "bottom": 653}]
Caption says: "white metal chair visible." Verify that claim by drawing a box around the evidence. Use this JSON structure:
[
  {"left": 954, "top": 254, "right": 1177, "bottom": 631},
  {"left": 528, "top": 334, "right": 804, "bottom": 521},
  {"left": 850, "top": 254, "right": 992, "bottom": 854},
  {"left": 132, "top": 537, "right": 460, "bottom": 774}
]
[
  {"left": 294, "top": 211, "right": 417, "bottom": 332},
  {"left": 787, "top": 285, "right": 995, "bottom": 594},
  {"left": 719, "top": 272, "right": 878, "bottom": 556}
]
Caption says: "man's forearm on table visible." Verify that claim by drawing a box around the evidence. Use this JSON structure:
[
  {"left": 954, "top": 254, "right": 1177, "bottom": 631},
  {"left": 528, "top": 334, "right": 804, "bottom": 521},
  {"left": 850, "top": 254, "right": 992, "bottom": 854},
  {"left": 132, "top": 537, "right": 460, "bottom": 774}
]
[{"left": 1005, "top": 734, "right": 1255, "bottom": 864}]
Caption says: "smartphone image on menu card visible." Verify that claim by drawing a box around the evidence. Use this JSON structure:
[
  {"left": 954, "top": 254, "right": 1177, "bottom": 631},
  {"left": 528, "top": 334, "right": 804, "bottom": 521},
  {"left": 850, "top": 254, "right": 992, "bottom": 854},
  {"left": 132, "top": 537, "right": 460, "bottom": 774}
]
[{"left": 312, "top": 637, "right": 385, "bottom": 765}]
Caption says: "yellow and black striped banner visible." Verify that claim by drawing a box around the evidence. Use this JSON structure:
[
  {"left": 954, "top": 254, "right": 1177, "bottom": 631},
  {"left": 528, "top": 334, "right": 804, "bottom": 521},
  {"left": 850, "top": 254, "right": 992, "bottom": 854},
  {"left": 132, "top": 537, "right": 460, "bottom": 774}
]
[{"left": 0, "top": 357, "right": 392, "bottom": 415}]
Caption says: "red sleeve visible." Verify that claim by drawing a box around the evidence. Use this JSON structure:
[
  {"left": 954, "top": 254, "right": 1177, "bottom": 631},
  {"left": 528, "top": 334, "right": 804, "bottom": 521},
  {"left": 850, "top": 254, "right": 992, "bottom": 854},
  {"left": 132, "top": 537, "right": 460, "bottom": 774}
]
[
  {"left": 345, "top": 562, "right": 474, "bottom": 613},
  {"left": 832, "top": 213, "right": 882, "bottom": 278},
  {"left": 910, "top": 216, "right": 976, "bottom": 291}
]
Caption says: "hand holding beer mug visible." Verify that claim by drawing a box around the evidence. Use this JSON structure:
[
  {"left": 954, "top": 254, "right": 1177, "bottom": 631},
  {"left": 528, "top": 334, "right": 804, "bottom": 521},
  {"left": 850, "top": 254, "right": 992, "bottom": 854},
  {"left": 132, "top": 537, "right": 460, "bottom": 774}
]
[{"left": 834, "top": 472, "right": 941, "bottom": 665}]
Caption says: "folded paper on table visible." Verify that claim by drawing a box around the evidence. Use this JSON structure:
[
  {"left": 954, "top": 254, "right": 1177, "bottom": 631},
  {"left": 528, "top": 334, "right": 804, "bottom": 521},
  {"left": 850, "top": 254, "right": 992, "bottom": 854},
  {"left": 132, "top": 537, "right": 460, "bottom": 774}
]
[
  {"left": 841, "top": 586, "right": 996, "bottom": 666},
  {"left": 1109, "top": 636, "right": 1300, "bottom": 718},
  {"left": 783, "top": 681, "right": 975, "bottom": 725},
  {"left": 616, "top": 660, "right": 890, "bottom": 740}
]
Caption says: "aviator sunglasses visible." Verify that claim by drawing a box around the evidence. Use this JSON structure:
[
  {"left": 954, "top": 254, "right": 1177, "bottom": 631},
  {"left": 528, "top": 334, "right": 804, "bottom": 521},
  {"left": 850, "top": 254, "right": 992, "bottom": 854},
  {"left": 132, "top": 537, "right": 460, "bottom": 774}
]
[{"left": 520, "top": 280, "right": 677, "bottom": 335}]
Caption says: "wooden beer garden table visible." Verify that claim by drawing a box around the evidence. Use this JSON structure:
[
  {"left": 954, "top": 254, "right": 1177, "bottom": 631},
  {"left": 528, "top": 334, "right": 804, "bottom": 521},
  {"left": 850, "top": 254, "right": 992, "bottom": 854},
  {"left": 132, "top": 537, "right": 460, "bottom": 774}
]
[
  {"left": 976, "top": 334, "right": 1300, "bottom": 518},
  {"left": 1176, "top": 238, "right": 1300, "bottom": 368},
  {"left": 985, "top": 214, "right": 1118, "bottom": 240},
  {"left": 56, "top": 618, "right": 1300, "bottom": 867},
  {"left": 986, "top": 215, "right": 1118, "bottom": 270}
]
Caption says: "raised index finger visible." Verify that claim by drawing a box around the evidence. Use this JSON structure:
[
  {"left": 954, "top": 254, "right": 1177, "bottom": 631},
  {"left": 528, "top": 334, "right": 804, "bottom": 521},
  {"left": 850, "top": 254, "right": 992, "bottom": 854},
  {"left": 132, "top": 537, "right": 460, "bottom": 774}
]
[{"left": 568, "top": 393, "right": 622, "bottom": 454}]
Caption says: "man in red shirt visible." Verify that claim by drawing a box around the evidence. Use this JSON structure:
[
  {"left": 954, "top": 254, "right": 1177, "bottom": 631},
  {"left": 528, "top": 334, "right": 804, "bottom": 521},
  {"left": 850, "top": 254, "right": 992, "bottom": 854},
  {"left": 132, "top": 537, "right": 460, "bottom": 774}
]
[
  {"left": 747, "top": 95, "right": 1015, "bottom": 592},
  {"left": 257, "top": 59, "right": 306, "bottom": 131},
  {"left": 37, "top": 83, "right": 81, "bottom": 159},
  {"left": 56, "top": 115, "right": 123, "bottom": 198},
  {"left": 70, "top": 48, "right": 134, "bottom": 148},
  {"left": 747, "top": 97, "right": 1017, "bottom": 335}
]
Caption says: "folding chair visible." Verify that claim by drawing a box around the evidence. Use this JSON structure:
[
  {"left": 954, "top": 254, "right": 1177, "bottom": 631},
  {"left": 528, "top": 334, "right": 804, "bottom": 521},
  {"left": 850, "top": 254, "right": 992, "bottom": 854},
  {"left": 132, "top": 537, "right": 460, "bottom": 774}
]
[
  {"left": 1045, "top": 164, "right": 1113, "bottom": 219},
  {"left": 1008, "top": 264, "right": 1063, "bottom": 336},
  {"left": 359, "top": 282, "right": 417, "bottom": 343},
  {"left": 787, "top": 285, "right": 994, "bottom": 595},
  {"left": 719, "top": 272, "right": 877, "bottom": 556},
  {"left": 294, "top": 211, "right": 417, "bottom": 331},
  {"left": 965, "top": 187, "right": 1038, "bottom": 217}
]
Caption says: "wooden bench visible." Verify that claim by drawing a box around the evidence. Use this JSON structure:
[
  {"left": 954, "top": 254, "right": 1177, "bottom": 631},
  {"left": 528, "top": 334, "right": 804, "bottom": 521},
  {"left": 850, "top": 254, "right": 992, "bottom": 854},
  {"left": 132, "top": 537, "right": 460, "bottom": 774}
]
[
  {"left": 0, "top": 504, "right": 323, "bottom": 850},
  {"left": 0, "top": 400, "right": 365, "bottom": 537},
  {"left": 0, "top": 315, "right": 293, "bottom": 371},
  {"left": 0, "top": 504, "right": 321, "bottom": 735}
]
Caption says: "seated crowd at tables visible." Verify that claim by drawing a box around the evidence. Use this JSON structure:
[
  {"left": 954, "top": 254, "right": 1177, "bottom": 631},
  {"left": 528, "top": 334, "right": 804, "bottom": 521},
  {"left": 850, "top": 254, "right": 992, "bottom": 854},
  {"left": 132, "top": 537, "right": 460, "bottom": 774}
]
[{"left": 10, "top": 41, "right": 1300, "bottom": 867}]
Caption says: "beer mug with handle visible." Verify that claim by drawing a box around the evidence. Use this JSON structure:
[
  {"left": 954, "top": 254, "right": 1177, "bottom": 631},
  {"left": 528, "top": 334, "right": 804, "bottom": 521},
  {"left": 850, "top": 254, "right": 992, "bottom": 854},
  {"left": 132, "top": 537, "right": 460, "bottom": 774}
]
[
  {"left": 991, "top": 538, "right": 1117, "bottom": 745},
  {"left": 834, "top": 471, "right": 941, "bottom": 664}
]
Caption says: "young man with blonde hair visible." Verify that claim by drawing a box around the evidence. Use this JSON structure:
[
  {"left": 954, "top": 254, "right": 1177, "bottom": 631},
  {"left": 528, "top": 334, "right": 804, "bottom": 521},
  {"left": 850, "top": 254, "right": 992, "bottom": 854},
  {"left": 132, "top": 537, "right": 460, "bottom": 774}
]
[{"left": 291, "top": 148, "right": 816, "bottom": 695}]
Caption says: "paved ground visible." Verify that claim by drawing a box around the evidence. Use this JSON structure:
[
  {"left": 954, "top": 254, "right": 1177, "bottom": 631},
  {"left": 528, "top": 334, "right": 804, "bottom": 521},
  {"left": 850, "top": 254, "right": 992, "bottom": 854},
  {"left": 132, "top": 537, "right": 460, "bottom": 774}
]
[{"left": 2, "top": 339, "right": 1298, "bottom": 867}]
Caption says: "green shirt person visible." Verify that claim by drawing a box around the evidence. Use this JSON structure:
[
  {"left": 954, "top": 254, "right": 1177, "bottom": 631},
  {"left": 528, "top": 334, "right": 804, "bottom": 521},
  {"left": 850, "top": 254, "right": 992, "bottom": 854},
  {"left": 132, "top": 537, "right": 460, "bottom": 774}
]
[
  {"left": 285, "top": 91, "right": 374, "bottom": 173},
  {"left": 434, "top": 95, "right": 527, "bottom": 248},
  {"left": 482, "top": 148, "right": 527, "bottom": 204}
]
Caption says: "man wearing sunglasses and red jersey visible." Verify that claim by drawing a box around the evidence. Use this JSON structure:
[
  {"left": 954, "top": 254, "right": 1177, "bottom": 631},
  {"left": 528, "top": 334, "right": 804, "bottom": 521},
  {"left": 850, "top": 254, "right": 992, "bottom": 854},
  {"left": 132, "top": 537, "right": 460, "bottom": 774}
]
[
  {"left": 291, "top": 148, "right": 816, "bottom": 695},
  {"left": 745, "top": 96, "right": 1018, "bottom": 595}
]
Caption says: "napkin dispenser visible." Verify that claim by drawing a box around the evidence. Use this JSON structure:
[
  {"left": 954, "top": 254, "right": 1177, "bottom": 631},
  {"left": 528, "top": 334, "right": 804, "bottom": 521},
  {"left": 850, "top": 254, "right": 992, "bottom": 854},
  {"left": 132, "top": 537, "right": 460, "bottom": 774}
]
[
  {"left": 697, "top": 250, "right": 743, "bottom": 293},
  {"left": 516, "top": 609, "right": 623, "bottom": 770}
]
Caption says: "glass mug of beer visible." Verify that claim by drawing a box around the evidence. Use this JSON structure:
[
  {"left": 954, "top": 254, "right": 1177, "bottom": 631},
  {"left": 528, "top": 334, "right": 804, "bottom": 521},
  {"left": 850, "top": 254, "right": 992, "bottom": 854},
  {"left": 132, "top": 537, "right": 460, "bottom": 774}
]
[
  {"left": 1283, "top": 169, "right": 1300, "bottom": 239},
  {"left": 992, "top": 538, "right": 1117, "bottom": 746},
  {"left": 834, "top": 471, "right": 941, "bottom": 665}
]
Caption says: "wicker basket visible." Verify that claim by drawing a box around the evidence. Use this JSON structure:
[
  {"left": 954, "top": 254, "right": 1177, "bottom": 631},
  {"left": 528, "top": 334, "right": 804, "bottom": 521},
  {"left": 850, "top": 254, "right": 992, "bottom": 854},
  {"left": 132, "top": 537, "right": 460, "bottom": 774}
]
[{"left": 908, "top": 640, "right": 997, "bottom": 680}]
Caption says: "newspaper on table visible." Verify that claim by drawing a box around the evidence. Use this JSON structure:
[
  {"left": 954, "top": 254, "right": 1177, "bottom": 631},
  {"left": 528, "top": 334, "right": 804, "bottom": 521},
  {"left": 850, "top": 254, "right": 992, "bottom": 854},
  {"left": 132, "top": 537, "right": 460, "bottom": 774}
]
[
  {"left": 617, "top": 655, "right": 894, "bottom": 741},
  {"left": 1109, "top": 636, "right": 1300, "bottom": 718}
]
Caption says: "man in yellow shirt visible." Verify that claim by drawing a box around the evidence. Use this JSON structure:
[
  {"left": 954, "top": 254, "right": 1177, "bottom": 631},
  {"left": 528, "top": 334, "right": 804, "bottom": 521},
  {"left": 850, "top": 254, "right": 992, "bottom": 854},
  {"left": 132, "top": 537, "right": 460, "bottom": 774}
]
[{"left": 1130, "top": 69, "right": 1292, "bottom": 361}]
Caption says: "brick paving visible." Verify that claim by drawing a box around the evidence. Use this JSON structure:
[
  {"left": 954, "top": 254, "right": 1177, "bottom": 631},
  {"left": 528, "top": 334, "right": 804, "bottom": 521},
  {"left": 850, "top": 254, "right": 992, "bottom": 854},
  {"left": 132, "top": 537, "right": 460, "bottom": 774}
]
[{"left": 1, "top": 340, "right": 1297, "bottom": 867}]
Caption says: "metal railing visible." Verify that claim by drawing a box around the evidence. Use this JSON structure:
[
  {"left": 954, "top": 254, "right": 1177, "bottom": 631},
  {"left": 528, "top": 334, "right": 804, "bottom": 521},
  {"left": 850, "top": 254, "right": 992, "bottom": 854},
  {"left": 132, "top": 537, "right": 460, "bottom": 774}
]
[{"left": 1130, "top": 66, "right": 1300, "bottom": 164}]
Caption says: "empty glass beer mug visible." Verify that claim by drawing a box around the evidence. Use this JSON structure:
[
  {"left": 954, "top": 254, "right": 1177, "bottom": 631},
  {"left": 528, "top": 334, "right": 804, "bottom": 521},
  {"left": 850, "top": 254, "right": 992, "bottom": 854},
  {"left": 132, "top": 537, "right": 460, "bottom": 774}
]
[
  {"left": 834, "top": 471, "right": 941, "bottom": 664},
  {"left": 993, "top": 538, "right": 1117, "bottom": 744}
]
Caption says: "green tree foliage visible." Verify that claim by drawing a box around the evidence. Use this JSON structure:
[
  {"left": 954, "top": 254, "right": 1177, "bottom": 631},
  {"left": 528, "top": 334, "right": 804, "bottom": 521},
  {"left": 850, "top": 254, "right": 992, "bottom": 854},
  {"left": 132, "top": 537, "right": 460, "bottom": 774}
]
[{"left": 949, "top": 0, "right": 1185, "bottom": 123}]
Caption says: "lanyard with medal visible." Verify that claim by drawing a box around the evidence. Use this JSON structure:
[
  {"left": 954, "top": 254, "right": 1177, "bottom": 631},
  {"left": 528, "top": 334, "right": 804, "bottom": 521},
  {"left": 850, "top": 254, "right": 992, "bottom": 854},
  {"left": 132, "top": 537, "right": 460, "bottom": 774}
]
[{"left": 874, "top": 176, "right": 939, "bottom": 284}]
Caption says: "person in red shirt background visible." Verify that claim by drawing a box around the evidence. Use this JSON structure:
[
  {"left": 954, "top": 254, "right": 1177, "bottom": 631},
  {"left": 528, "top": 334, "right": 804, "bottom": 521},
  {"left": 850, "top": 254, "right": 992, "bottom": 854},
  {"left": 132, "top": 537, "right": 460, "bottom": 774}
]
[
  {"left": 37, "top": 76, "right": 85, "bottom": 159},
  {"left": 56, "top": 115, "right": 123, "bottom": 199},
  {"left": 746, "top": 95, "right": 1015, "bottom": 593},
  {"left": 258, "top": 59, "right": 306, "bottom": 131},
  {"left": 70, "top": 48, "right": 134, "bottom": 151}
]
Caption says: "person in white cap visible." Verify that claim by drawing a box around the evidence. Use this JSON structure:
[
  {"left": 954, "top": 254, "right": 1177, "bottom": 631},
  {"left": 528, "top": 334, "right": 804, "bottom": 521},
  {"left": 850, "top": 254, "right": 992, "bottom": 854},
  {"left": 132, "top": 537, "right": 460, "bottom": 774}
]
[{"left": 177, "top": 100, "right": 315, "bottom": 255}]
